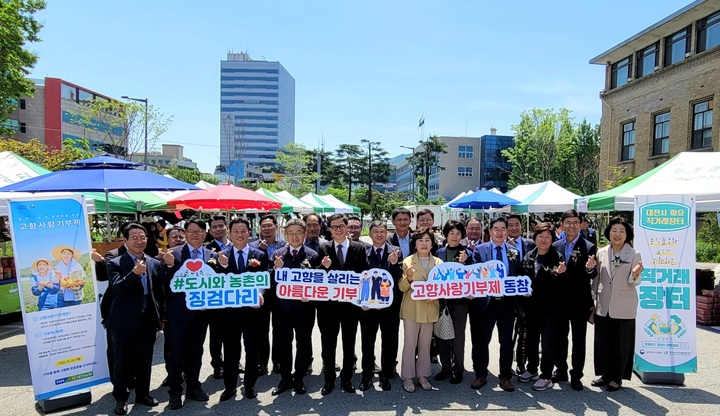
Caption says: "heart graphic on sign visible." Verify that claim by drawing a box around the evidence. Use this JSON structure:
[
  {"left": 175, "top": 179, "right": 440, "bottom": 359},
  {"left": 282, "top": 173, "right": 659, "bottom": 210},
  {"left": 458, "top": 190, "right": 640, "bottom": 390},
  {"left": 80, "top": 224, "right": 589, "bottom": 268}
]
[{"left": 186, "top": 261, "right": 203, "bottom": 272}]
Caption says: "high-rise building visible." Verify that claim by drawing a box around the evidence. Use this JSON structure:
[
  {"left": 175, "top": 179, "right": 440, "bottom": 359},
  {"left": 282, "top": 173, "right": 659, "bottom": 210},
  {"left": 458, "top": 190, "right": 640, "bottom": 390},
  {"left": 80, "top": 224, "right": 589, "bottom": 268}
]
[
  {"left": 479, "top": 129, "right": 513, "bottom": 192},
  {"left": 6, "top": 77, "right": 125, "bottom": 154},
  {"left": 220, "top": 52, "right": 295, "bottom": 176},
  {"left": 591, "top": 0, "right": 719, "bottom": 187}
]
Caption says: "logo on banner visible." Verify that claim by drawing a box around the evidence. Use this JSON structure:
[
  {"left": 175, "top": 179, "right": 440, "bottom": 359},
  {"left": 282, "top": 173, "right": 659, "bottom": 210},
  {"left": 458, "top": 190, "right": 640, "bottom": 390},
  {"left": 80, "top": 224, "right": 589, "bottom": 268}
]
[
  {"left": 170, "top": 260, "right": 270, "bottom": 309},
  {"left": 639, "top": 202, "right": 691, "bottom": 231},
  {"left": 410, "top": 260, "right": 532, "bottom": 300},
  {"left": 274, "top": 267, "right": 394, "bottom": 309}
]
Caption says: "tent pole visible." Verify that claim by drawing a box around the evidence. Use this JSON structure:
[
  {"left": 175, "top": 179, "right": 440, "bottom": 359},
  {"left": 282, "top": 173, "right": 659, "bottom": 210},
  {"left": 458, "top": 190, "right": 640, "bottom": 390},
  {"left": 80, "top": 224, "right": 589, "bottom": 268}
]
[{"left": 105, "top": 190, "right": 112, "bottom": 242}]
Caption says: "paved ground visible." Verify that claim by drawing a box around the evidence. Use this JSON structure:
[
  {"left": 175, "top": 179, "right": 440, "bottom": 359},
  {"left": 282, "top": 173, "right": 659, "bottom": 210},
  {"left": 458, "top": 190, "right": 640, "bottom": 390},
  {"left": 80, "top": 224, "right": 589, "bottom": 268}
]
[{"left": 1, "top": 311, "right": 719, "bottom": 416}]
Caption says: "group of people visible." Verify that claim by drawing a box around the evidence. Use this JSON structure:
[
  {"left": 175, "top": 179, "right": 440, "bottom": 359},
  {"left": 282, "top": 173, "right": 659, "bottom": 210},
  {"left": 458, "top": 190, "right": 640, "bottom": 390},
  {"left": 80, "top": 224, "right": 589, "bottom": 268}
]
[
  {"left": 30, "top": 245, "right": 87, "bottom": 310},
  {"left": 93, "top": 207, "right": 643, "bottom": 415}
]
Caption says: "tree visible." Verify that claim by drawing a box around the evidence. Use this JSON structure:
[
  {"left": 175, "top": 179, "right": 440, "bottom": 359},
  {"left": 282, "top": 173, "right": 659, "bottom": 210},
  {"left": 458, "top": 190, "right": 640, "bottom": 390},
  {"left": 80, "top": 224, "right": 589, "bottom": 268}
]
[
  {"left": 407, "top": 135, "right": 447, "bottom": 200},
  {"left": 276, "top": 142, "right": 318, "bottom": 195},
  {"left": 160, "top": 166, "right": 219, "bottom": 185},
  {"left": 304, "top": 148, "right": 342, "bottom": 190},
  {"left": 359, "top": 139, "right": 390, "bottom": 205},
  {"left": 0, "top": 137, "right": 93, "bottom": 171},
  {"left": 335, "top": 144, "right": 364, "bottom": 201},
  {"left": 0, "top": 0, "right": 45, "bottom": 135},
  {"left": 73, "top": 99, "right": 172, "bottom": 158}
]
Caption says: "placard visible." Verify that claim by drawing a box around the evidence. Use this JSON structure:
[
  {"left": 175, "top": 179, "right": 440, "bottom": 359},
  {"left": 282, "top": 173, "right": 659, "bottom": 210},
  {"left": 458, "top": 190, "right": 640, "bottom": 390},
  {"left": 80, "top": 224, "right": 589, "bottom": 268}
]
[{"left": 410, "top": 260, "right": 531, "bottom": 300}]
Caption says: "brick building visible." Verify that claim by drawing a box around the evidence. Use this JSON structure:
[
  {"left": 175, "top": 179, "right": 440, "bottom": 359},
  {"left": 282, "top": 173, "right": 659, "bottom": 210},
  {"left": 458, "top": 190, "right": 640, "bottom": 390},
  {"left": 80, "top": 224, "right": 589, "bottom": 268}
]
[{"left": 591, "top": 0, "right": 720, "bottom": 189}]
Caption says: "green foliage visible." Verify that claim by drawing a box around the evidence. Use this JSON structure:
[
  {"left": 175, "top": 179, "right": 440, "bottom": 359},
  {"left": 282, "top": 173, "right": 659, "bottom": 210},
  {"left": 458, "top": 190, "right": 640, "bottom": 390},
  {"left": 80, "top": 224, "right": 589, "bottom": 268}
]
[
  {"left": 0, "top": 0, "right": 46, "bottom": 135},
  {"left": 604, "top": 165, "right": 636, "bottom": 190},
  {"left": 406, "top": 135, "right": 448, "bottom": 200},
  {"left": 160, "top": 166, "right": 218, "bottom": 185},
  {"left": 697, "top": 213, "right": 720, "bottom": 262},
  {"left": 305, "top": 148, "right": 342, "bottom": 189},
  {"left": 277, "top": 142, "right": 318, "bottom": 195},
  {"left": 503, "top": 109, "right": 600, "bottom": 195},
  {"left": 0, "top": 137, "right": 94, "bottom": 171},
  {"left": 335, "top": 144, "right": 364, "bottom": 201}
]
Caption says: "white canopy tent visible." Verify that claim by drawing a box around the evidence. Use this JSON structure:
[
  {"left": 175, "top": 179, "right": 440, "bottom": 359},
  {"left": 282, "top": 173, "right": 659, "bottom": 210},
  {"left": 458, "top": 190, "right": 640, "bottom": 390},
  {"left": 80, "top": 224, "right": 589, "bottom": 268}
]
[{"left": 506, "top": 181, "right": 580, "bottom": 213}]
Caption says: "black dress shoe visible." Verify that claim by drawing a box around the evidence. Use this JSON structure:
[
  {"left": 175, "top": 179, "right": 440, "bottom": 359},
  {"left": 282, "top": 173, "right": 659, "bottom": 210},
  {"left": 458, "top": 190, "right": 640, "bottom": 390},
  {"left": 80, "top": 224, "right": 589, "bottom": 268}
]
[
  {"left": 186, "top": 387, "right": 209, "bottom": 402},
  {"left": 213, "top": 367, "right": 224, "bottom": 379},
  {"left": 219, "top": 388, "right": 236, "bottom": 402},
  {"left": 321, "top": 382, "right": 334, "bottom": 395},
  {"left": 160, "top": 376, "right": 169, "bottom": 387},
  {"left": 340, "top": 380, "right": 356, "bottom": 393},
  {"left": 571, "top": 379, "right": 584, "bottom": 391},
  {"left": 450, "top": 373, "right": 463, "bottom": 385},
  {"left": 136, "top": 395, "right": 159, "bottom": 406},
  {"left": 273, "top": 363, "right": 282, "bottom": 374},
  {"left": 434, "top": 370, "right": 452, "bottom": 381},
  {"left": 551, "top": 371, "right": 569, "bottom": 383},
  {"left": 591, "top": 377, "right": 608, "bottom": 387},
  {"left": 168, "top": 395, "right": 183, "bottom": 410},
  {"left": 379, "top": 378, "right": 391, "bottom": 391},
  {"left": 113, "top": 401, "right": 127, "bottom": 415},
  {"left": 294, "top": 379, "right": 307, "bottom": 395},
  {"left": 245, "top": 387, "right": 257, "bottom": 399},
  {"left": 359, "top": 376, "right": 372, "bottom": 391},
  {"left": 272, "top": 378, "right": 294, "bottom": 396},
  {"left": 606, "top": 382, "right": 621, "bottom": 392}
]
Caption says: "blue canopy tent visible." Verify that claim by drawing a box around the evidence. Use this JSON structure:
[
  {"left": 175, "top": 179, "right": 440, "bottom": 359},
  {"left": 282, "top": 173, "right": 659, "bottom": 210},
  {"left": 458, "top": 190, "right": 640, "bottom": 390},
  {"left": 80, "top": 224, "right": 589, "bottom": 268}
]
[
  {"left": 0, "top": 155, "right": 200, "bottom": 241},
  {"left": 448, "top": 189, "right": 520, "bottom": 210}
]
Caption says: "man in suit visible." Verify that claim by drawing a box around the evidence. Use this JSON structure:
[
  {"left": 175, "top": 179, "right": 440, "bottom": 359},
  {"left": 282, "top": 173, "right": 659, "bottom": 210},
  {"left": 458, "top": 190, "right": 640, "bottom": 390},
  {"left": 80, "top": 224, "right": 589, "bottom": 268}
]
[
  {"left": 270, "top": 218, "right": 320, "bottom": 396},
  {"left": 217, "top": 218, "right": 268, "bottom": 402},
  {"left": 159, "top": 226, "right": 185, "bottom": 387},
  {"left": 507, "top": 214, "right": 536, "bottom": 376},
  {"left": 358, "top": 220, "right": 403, "bottom": 392},
  {"left": 470, "top": 217, "right": 521, "bottom": 392},
  {"left": 106, "top": 223, "right": 164, "bottom": 415},
  {"left": 552, "top": 210, "right": 597, "bottom": 391},
  {"left": 251, "top": 213, "right": 285, "bottom": 374},
  {"left": 205, "top": 215, "right": 231, "bottom": 379},
  {"left": 347, "top": 216, "right": 364, "bottom": 244},
  {"left": 461, "top": 217, "right": 483, "bottom": 251},
  {"left": 160, "top": 217, "right": 227, "bottom": 410},
  {"left": 580, "top": 215, "right": 597, "bottom": 245},
  {"left": 303, "top": 213, "right": 327, "bottom": 253},
  {"left": 388, "top": 208, "right": 412, "bottom": 258},
  {"left": 317, "top": 213, "right": 370, "bottom": 394}
]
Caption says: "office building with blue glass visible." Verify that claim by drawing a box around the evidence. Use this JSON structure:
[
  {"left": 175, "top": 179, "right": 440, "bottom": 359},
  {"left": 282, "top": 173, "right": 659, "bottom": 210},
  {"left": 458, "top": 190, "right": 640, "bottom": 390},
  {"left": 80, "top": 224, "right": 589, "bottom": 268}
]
[
  {"left": 220, "top": 52, "right": 295, "bottom": 176},
  {"left": 478, "top": 131, "right": 513, "bottom": 192}
]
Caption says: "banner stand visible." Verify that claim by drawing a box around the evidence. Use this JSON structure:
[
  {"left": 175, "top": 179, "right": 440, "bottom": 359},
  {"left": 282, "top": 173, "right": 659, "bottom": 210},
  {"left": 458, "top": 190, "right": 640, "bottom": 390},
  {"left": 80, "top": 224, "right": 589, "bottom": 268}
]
[
  {"left": 37, "top": 389, "right": 91, "bottom": 413},
  {"left": 635, "top": 371, "right": 685, "bottom": 385}
]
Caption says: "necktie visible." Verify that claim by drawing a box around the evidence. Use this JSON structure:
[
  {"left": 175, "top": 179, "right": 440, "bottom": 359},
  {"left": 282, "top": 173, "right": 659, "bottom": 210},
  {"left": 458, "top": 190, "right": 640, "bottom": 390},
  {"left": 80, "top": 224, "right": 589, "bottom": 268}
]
[
  {"left": 237, "top": 250, "right": 245, "bottom": 272},
  {"left": 141, "top": 273, "right": 148, "bottom": 307},
  {"left": 336, "top": 244, "right": 344, "bottom": 268},
  {"left": 292, "top": 249, "right": 298, "bottom": 258},
  {"left": 193, "top": 248, "right": 200, "bottom": 260},
  {"left": 376, "top": 248, "right": 383, "bottom": 264},
  {"left": 495, "top": 245, "right": 503, "bottom": 261}
]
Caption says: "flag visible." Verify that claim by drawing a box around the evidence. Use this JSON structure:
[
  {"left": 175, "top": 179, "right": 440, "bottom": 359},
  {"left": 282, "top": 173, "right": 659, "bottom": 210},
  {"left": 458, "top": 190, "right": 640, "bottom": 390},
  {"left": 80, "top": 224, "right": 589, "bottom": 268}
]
[{"left": 418, "top": 114, "right": 425, "bottom": 129}]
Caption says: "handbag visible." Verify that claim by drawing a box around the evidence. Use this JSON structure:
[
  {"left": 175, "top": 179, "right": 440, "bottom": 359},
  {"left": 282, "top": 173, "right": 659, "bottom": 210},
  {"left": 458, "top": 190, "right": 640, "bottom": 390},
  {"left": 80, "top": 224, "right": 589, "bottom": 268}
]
[{"left": 433, "top": 305, "right": 455, "bottom": 340}]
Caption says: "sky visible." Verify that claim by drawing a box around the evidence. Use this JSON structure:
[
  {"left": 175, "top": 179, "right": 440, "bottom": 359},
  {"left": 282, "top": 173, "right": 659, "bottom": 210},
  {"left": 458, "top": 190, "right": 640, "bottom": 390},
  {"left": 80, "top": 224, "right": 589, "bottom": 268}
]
[{"left": 27, "top": 0, "right": 694, "bottom": 173}]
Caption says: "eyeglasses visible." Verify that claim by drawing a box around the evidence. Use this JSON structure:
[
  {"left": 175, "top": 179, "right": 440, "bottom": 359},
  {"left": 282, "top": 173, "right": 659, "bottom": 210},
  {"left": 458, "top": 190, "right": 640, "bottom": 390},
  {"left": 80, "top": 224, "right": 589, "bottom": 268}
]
[
  {"left": 186, "top": 230, "right": 205, "bottom": 236},
  {"left": 285, "top": 232, "right": 305, "bottom": 238},
  {"left": 128, "top": 236, "right": 147, "bottom": 241},
  {"left": 563, "top": 221, "right": 580, "bottom": 227},
  {"left": 330, "top": 224, "right": 346, "bottom": 231}
]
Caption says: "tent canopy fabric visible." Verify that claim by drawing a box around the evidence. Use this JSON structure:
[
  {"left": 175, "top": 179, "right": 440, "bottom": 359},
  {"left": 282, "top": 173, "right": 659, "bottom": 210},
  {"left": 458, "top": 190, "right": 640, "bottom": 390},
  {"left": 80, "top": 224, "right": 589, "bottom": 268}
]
[
  {"left": 271, "top": 190, "right": 315, "bottom": 213},
  {"left": 300, "top": 193, "right": 336, "bottom": 213},
  {"left": 577, "top": 152, "right": 720, "bottom": 212},
  {"left": 168, "top": 184, "right": 283, "bottom": 212},
  {"left": 448, "top": 189, "right": 520, "bottom": 210},
  {"left": 317, "top": 194, "right": 360, "bottom": 213},
  {"left": 254, "top": 188, "right": 293, "bottom": 213},
  {"left": 506, "top": 181, "right": 580, "bottom": 213}
]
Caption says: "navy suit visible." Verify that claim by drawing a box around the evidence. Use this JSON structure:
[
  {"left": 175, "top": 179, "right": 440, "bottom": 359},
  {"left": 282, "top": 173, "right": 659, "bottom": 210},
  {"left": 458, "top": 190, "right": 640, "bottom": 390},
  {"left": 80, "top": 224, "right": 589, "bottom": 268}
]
[
  {"left": 106, "top": 252, "right": 163, "bottom": 403},
  {"left": 94, "top": 244, "right": 127, "bottom": 382},
  {"left": 219, "top": 244, "right": 268, "bottom": 392},
  {"left": 470, "top": 241, "right": 522, "bottom": 379},
  {"left": 272, "top": 245, "right": 320, "bottom": 382},
  {"left": 160, "top": 244, "right": 219, "bottom": 397},
  {"left": 552, "top": 236, "right": 597, "bottom": 382},
  {"left": 204, "top": 239, "right": 230, "bottom": 373},
  {"left": 359, "top": 243, "right": 403, "bottom": 381},
  {"left": 317, "top": 240, "right": 370, "bottom": 384}
]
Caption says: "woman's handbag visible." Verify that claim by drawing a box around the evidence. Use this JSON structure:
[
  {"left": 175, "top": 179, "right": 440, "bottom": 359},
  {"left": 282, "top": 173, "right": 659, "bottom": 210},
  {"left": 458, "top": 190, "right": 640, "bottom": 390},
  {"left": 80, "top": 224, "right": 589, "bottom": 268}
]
[{"left": 434, "top": 305, "right": 455, "bottom": 340}]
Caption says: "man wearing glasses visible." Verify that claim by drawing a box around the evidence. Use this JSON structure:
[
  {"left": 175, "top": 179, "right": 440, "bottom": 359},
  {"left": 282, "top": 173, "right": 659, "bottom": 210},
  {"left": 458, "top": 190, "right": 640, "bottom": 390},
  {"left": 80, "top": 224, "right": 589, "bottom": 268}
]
[
  {"left": 317, "top": 214, "right": 370, "bottom": 395},
  {"left": 160, "top": 217, "right": 228, "bottom": 410},
  {"left": 303, "top": 213, "right": 327, "bottom": 253}
]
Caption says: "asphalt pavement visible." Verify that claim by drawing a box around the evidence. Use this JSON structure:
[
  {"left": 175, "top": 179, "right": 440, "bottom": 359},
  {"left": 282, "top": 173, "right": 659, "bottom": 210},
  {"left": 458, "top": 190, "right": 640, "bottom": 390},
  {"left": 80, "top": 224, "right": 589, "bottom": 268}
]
[{"left": 1, "top": 310, "right": 719, "bottom": 416}]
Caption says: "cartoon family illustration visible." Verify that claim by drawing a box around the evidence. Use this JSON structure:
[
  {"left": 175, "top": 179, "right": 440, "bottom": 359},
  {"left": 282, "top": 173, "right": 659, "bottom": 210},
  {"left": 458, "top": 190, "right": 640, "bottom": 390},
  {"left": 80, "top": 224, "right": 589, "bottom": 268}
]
[
  {"left": 29, "top": 245, "right": 87, "bottom": 311},
  {"left": 429, "top": 261, "right": 507, "bottom": 282},
  {"left": 357, "top": 270, "right": 393, "bottom": 306}
]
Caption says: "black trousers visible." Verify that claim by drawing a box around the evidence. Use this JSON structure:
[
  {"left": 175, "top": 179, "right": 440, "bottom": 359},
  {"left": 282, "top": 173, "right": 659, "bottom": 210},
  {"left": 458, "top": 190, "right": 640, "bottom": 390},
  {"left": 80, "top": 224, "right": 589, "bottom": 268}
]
[
  {"left": 470, "top": 297, "right": 515, "bottom": 379},
  {"left": 359, "top": 303, "right": 401, "bottom": 379},
  {"left": 165, "top": 315, "right": 208, "bottom": 396},
  {"left": 317, "top": 301, "right": 361, "bottom": 383},
  {"left": 555, "top": 307, "right": 589, "bottom": 381},
  {"left": 594, "top": 315, "right": 635, "bottom": 383},
  {"left": 437, "top": 302, "right": 469, "bottom": 375},
  {"left": 109, "top": 314, "right": 156, "bottom": 402},
  {"left": 222, "top": 307, "right": 259, "bottom": 390},
  {"left": 539, "top": 315, "right": 558, "bottom": 380},
  {"left": 256, "top": 299, "right": 274, "bottom": 369},
  {"left": 521, "top": 301, "right": 541, "bottom": 375},
  {"left": 274, "top": 301, "right": 315, "bottom": 380},
  {"left": 208, "top": 309, "right": 224, "bottom": 371}
]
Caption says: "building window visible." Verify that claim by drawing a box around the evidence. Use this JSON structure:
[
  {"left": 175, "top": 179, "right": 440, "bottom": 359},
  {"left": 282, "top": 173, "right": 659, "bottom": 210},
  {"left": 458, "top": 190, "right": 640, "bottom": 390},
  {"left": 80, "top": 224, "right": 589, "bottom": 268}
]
[
  {"left": 692, "top": 99, "right": 713, "bottom": 149},
  {"left": 664, "top": 27, "right": 691, "bottom": 66},
  {"left": 19, "top": 99, "right": 26, "bottom": 110},
  {"left": 20, "top": 122, "right": 27, "bottom": 133},
  {"left": 610, "top": 56, "right": 632, "bottom": 88},
  {"left": 636, "top": 43, "right": 658, "bottom": 78},
  {"left": 698, "top": 11, "right": 720, "bottom": 53},
  {"left": 458, "top": 145, "right": 474, "bottom": 158},
  {"left": 621, "top": 121, "right": 635, "bottom": 161},
  {"left": 458, "top": 166, "right": 473, "bottom": 177},
  {"left": 653, "top": 112, "right": 670, "bottom": 156}
]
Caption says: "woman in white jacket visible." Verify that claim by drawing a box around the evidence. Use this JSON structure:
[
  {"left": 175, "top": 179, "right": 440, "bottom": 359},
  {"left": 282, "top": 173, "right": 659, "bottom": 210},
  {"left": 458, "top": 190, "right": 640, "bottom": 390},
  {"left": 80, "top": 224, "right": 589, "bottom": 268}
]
[{"left": 591, "top": 217, "right": 643, "bottom": 392}]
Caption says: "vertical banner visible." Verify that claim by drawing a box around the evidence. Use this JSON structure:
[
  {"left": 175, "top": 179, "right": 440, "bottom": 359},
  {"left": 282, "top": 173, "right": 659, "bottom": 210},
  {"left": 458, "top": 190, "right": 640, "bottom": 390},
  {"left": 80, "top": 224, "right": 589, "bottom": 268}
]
[
  {"left": 633, "top": 195, "right": 697, "bottom": 373},
  {"left": 7, "top": 195, "right": 109, "bottom": 400}
]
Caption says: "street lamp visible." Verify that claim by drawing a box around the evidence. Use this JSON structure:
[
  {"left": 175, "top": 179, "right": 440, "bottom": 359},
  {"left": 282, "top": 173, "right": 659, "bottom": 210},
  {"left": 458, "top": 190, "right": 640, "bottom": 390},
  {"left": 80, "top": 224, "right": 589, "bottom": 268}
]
[
  {"left": 121, "top": 96, "right": 149, "bottom": 170},
  {"left": 400, "top": 145, "right": 415, "bottom": 200}
]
